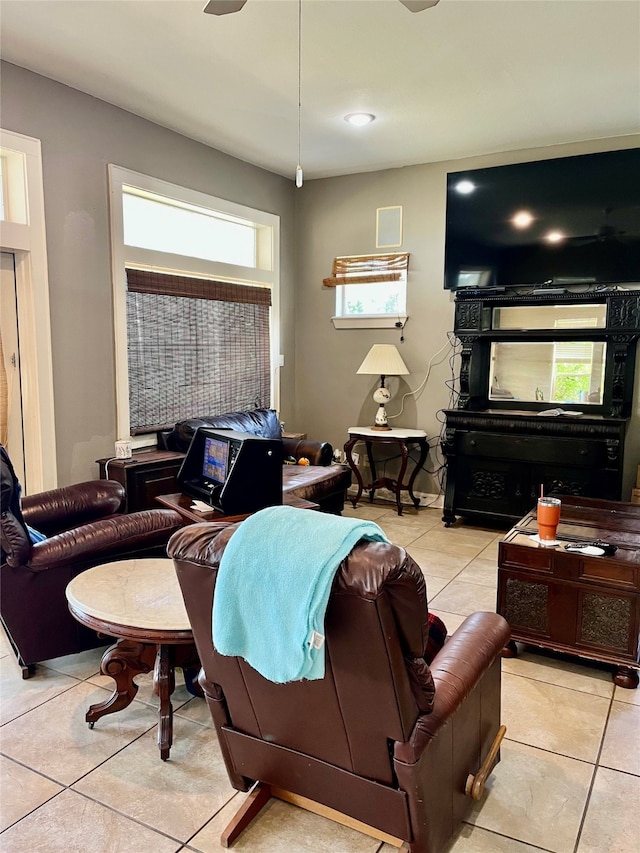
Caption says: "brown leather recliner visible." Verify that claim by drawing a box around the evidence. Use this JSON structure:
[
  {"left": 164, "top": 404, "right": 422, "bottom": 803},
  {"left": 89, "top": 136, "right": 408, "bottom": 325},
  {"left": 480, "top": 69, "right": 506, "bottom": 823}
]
[
  {"left": 1, "top": 451, "right": 184, "bottom": 677},
  {"left": 169, "top": 521, "right": 510, "bottom": 853}
]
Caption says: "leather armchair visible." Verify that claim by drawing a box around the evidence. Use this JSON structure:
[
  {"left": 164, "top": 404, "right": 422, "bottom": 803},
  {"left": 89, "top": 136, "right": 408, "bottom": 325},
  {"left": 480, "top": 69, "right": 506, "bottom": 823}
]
[
  {"left": 169, "top": 521, "right": 510, "bottom": 853},
  {"left": 1, "top": 465, "right": 184, "bottom": 677}
]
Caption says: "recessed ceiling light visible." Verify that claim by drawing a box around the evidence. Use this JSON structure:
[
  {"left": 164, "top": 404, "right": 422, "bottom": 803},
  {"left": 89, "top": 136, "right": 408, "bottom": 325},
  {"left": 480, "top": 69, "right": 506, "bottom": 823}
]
[
  {"left": 512, "top": 210, "right": 534, "bottom": 229},
  {"left": 344, "top": 113, "right": 376, "bottom": 127},
  {"left": 545, "top": 231, "right": 565, "bottom": 243},
  {"left": 455, "top": 180, "right": 476, "bottom": 194}
]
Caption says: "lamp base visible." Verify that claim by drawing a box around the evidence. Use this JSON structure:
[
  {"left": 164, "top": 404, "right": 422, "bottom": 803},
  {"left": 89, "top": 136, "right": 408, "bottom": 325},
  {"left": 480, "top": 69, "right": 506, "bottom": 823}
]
[{"left": 370, "top": 424, "right": 392, "bottom": 431}]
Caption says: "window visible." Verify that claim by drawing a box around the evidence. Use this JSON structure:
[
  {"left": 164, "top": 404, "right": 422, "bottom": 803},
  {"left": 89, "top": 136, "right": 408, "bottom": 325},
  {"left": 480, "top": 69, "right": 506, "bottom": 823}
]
[
  {"left": 325, "top": 253, "right": 409, "bottom": 329},
  {"left": 551, "top": 317, "right": 604, "bottom": 404},
  {"left": 551, "top": 338, "right": 606, "bottom": 405},
  {"left": 122, "top": 190, "right": 257, "bottom": 267},
  {"left": 125, "top": 270, "right": 271, "bottom": 433},
  {"left": 109, "top": 167, "right": 280, "bottom": 444}
]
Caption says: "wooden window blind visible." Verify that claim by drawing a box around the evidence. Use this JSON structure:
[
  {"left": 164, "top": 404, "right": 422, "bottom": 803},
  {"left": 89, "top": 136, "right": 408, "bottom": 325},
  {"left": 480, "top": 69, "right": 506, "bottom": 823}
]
[
  {"left": 125, "top": 269, "right": 271, "bottom": 434},
  {"left": 323, "top": 252, "right": 409, "bottom": 287}
]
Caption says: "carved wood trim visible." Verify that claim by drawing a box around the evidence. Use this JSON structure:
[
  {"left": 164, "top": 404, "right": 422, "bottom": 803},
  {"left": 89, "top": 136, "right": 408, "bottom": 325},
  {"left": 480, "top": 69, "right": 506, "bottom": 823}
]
[{"left": 443, "top": 410, "right": 626, "bottom": 440}]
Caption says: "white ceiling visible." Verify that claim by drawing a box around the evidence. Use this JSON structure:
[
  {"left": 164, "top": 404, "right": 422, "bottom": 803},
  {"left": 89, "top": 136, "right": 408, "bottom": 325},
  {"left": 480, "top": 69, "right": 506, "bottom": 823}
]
[{"left": 1, "top": 0, "right": 639, "bottom": 180}]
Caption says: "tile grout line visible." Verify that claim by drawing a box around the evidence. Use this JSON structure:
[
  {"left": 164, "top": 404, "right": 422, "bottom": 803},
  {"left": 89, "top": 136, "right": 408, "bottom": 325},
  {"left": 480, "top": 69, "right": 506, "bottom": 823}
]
[
  {"left": 571, "top": 689, "right": 617, "bottom": 853},
  {"left": 460, "top": 821, "right": 557, "bottom": 853}
]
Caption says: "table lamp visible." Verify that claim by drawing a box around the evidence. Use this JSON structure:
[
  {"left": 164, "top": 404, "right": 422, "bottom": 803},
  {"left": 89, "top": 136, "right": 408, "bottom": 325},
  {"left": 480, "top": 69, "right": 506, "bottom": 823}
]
[{"left": 357, "top": 344, "right": 409, "bottom": 430}]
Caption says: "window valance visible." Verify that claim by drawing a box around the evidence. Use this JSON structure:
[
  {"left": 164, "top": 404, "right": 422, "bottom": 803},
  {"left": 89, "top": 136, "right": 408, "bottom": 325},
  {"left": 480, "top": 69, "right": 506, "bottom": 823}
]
[
  {"left": 322, "top": 252, "right": 409, "bottom": 287},
  {"left": 125, "top": 268, "right": 271, "bottom": 306}
]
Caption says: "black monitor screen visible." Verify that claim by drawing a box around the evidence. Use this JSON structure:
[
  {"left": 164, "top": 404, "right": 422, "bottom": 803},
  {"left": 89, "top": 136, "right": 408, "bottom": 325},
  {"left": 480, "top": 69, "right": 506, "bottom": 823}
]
[{"left": 202, "top": 436, "right": 229, "bottom": 485}]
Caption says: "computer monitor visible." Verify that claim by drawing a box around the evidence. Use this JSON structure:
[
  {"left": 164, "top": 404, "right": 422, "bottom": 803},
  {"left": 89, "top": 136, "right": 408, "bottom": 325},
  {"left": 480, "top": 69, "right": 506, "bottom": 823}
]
[
  {"left": 178, "top": 427, "right": 283, "bottom": 515},
  {"left": 202, "top": 434, "right": 230, "bottom": 485}
]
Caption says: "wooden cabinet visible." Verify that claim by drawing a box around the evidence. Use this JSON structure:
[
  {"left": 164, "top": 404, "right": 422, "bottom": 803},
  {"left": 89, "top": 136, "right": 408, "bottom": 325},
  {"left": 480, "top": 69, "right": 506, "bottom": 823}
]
[
  {"left": 442, "top": 409, "right": 626, "bottom": 525},
  {"left": 498, "top": 496, "right": 640, "bottom": 688},
  {"left": 443, "top": 289, "right": 638, "bottom": 525},
  {"left": 97, "top": 450, "right": 184, "bottom": 512}
]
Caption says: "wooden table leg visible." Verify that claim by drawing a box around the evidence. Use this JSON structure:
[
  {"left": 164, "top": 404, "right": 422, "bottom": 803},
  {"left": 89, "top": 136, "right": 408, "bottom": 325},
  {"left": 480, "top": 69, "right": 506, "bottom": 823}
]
[
  {"left": 500, "top": 640, "right": 519, "bottom": 658},
  {"left": 345, "top": 438, "right": 364, "bottom": 508},
  {"left": 394, "top": 442, "right": 409, "bottom": 515},
  {"left": 86, "top": 640, "right": 157, "bottom": 727},
  {"left": 613, "top": 666, "right": 639, "bottom": 689},
  {"left": 154, "top": 644, "right": 175, "bottom": 760},
  {"left": 365, "top": 441, "right": 378, "bottom": 503},
  {"left": 407, "top": 439, "right": 429, "bottom": 509}
]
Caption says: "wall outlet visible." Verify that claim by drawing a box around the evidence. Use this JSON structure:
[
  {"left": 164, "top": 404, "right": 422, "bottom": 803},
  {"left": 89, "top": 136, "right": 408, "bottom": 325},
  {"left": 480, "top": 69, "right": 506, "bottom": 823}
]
[{"left": 352, "top": 452, "right": 360, "bottom": 466}]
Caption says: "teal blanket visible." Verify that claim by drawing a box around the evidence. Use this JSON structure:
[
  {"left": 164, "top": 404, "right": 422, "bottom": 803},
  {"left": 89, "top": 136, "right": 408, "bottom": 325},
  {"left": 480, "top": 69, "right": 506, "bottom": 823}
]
[{"left": 212, "top": 505, "right": 389, "bottom": 683}]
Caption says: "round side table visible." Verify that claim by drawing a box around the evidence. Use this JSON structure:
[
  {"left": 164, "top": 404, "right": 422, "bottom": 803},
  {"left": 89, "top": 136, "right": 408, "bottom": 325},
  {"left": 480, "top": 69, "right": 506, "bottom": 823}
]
[{"left": 66, "top": 558, "right": 200, "bottom": 760}]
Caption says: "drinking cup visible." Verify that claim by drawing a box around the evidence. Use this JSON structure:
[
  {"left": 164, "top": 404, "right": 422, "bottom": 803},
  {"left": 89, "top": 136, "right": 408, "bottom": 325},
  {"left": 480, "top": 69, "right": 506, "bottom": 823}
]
[{"left": 537, "top": 497, "right": 561, "bottom": 545}]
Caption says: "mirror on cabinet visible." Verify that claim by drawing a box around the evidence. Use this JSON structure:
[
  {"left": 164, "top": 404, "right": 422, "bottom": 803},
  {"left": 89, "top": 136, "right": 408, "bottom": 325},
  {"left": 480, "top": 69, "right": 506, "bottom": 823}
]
[
  {"left": 453, "top": 289, "right": 639, "bottom": 418},
  {"left": 489, "top": 341, "right": 606, "bottom": 406},
  {"left": 492, "top": 303, "right": 607, "bottom": 330}
]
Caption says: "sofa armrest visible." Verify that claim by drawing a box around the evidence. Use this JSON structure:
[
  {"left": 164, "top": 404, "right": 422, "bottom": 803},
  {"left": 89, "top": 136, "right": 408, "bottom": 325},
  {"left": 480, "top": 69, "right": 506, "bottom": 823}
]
[
  {"left": 157, "top": 430, "right": 172, "bottom": 451},
  {"left": 25, "top": 508, "right": 184, "bottom": 571},
  {"left": 282, "top": 438, "right": 333, "bottom": 466},
  {"left": 21, "top": 480, "right": 126, "bottom": 536},
  {"left": 393, "top": 611, "right": 510, "bottom": 764}
]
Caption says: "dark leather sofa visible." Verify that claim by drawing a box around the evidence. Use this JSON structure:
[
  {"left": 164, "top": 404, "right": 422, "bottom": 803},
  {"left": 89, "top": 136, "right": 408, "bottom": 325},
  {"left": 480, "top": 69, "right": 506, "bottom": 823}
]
[
  {"left": 159, "top": 408, "right": 352, "bottom": 514},
  {"left": 170, "top": 520, "right": 510, "bottom": 852},
  {"left": 0, "top": 458, "right": 184, "bottom": 676}
]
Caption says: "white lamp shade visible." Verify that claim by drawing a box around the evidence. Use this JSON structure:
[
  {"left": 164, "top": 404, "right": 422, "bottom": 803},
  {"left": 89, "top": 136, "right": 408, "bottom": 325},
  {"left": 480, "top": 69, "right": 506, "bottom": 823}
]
[{"left": 357, "top": 344, "right": 409, "bottom": 376}]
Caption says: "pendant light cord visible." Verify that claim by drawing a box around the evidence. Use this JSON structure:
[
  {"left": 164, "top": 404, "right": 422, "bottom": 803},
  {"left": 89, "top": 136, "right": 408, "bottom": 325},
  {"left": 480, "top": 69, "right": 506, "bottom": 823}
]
[
  {"left": 296, "top": 0, "right": 303, "bottom": 186},
  {"left": 298, "top": 0, "right": 301, "bottom": 164}
]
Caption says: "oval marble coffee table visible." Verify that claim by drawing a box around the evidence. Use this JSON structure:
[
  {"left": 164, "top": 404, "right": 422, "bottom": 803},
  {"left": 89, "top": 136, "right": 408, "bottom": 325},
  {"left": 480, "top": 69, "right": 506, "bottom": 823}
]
[{"left": 66, "top": 558, "right": 201, "bottom": 760}]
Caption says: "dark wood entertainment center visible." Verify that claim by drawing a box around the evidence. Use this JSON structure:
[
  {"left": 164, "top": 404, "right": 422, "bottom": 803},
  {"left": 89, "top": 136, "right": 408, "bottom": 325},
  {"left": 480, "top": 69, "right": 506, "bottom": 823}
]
[{"left": 442, "top": 288, "right": 639, "bottom": 526}]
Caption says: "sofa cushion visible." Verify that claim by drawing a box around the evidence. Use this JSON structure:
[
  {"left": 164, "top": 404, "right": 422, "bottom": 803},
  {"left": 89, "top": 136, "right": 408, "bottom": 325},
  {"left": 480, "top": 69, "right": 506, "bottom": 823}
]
[{"left": 167, "top": 408, "right": 282, "bottom": 452}]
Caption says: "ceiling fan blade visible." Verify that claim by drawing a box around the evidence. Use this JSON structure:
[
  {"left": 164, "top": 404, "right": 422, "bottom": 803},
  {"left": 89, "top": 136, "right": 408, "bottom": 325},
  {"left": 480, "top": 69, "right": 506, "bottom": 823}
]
[
  {"left": 399, "top": 0, "right": 441, "bottom": 12},
  {"left": 203, "top": 1, "right": 247, "bottom": 16}
]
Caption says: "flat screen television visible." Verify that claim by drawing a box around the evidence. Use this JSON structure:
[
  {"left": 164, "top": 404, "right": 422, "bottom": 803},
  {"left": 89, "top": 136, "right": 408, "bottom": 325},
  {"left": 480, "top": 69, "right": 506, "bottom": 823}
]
[{"left": 444, "top": 148, "right": 640, "bottom": 291}]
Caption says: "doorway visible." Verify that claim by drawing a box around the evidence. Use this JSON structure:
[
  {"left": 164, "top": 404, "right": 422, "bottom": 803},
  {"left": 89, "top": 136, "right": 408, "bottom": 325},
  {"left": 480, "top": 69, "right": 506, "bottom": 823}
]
[{"left": 0, "top": 251, "right": 25, "bottom": 485}]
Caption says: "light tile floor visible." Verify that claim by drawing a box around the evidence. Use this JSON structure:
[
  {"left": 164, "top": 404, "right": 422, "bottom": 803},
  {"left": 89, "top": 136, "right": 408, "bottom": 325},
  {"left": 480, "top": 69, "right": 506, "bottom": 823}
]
[{"left": 1, "top": 502, "right": 638, "bottom": 852}]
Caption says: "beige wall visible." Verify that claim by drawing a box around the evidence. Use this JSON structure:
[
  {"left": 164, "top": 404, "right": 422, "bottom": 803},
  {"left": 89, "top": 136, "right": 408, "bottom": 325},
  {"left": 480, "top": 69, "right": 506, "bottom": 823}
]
[
  {"left": 293, "top": 136, "right": 640, "bottom": 499},
  {"left": 2, "top": 60, "right": 638, "bottom": 498},
  {"left": 0, "top": 62, "right": 296, "bottom": 485}
]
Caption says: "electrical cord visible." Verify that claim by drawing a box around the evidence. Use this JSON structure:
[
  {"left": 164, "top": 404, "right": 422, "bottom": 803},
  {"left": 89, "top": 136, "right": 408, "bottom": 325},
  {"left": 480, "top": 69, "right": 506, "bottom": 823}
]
[
  {"left": 102, "top": 457, "right": 119, "bottom": 480},
  {"left": 387, "top": 335, "right": 455, "bottom": 422},
  {"left": 358, "top": 331, "right": 460, "bottom": 509}
]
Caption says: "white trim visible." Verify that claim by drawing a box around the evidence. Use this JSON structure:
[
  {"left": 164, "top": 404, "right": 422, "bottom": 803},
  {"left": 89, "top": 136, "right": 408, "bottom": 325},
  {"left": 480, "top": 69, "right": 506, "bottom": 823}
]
[
  {"left": 108, "top": 165, "right": 280, "bottom": 440},
  {"left": 0, "top": 129, "right": 56, "bottom": 492},
  {"left": 332, "top": 315, "right": 408, "bottom": 330}
]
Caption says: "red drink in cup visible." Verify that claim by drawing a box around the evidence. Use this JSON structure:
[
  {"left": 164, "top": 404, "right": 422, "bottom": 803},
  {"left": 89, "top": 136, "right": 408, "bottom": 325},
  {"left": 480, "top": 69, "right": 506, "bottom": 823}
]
[{"left": 537, "top": 497, "right": 561, "bottom": 545}]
